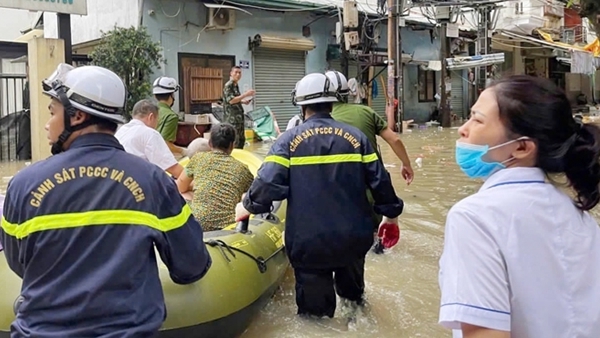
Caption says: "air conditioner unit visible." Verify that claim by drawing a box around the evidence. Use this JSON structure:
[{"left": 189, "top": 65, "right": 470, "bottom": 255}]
[{"left": 207, "top": 8, "right": 236, "bottom": 30}]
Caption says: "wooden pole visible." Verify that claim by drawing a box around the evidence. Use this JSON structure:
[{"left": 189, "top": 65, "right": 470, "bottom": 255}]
[
  {"left": 440, "top": 23, "right": 451, "bottom": 128},
  {"left": 386, "top": 0, "right": 397, "bottom": 131}
]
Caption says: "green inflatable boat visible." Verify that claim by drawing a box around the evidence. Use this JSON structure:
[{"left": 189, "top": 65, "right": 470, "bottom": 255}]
[{"left": 0, "top": 149, "right": 289, "bottom": 338}]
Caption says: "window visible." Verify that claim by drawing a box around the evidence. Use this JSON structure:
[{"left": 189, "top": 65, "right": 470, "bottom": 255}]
[
  {"left": 177, "top": 53, "right": 235, "bottom": 114},
  {"left": 418, "top": 68, "right": 436, "bottom": 102}
]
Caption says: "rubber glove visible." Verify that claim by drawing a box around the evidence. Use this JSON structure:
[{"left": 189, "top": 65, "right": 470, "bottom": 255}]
[
  {"left": 377, "top": 217, "right": 400, "bottom": 249},
  {"left": 235, "top": 202, "right": 251, "bottom": 222}
]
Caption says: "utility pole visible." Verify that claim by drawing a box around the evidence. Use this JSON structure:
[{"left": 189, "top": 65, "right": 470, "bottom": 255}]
[
  {"left": 440, "top": 22, "right": 451, "bottom": 128},
  {"left": 475, "top": 6, "right": 491, "bottom": 95},
  {"left": 386, "top": 0, "right": 398, "bottom": 131},
  {"left": 57, "top": 14, "right": 73, "bottom": 65}
]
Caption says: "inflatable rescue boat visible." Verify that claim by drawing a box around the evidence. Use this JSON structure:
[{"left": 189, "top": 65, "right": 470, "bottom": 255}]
[{"left": 0, "top": 149, "right": 289, "bottom": 338}]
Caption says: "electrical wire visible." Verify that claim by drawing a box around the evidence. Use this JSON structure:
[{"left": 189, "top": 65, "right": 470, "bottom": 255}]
[
  {"left": 223, "top": 0, "right": 333, "bottom": 12},
  {"left": 159, "top": 0, "right": 182, "bottom": 18}
]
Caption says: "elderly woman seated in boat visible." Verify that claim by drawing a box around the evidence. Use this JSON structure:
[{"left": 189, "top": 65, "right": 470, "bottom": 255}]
[{"left": 176, "top": 123, "right": 254, "bottom": 231}]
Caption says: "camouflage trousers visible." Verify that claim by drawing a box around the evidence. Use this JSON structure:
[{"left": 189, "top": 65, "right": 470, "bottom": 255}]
[{"left": 224, "top": 111, "right": 246, "bottom": 149}]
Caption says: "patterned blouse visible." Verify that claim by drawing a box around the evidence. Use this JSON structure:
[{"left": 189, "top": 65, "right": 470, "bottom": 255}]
[{"left": 185, "top": 150, "right": 254, "bottom": 231}]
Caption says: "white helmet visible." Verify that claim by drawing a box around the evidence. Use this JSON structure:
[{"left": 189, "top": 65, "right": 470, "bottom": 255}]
[
  {"left": 42, "top": 64, "right": 127, "bottom": 124},
  {"left": 292, "top": 73, "right": 339, "bottom": 106},
  {"left": 325, "top": 70, "right": 349, "bottom": 100},
  {"left": 152, "top": 76, "right": 180, "bottom": 95}
]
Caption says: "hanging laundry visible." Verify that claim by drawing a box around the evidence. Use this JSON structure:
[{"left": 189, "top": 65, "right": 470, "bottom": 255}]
[{"left": 571, "top": 51, "right": 594, "bottom": 75}]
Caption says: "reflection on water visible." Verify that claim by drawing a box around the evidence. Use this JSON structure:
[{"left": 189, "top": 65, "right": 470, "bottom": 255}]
[{"left": 2, "top": 128, "right": 599, "bottom": 337}]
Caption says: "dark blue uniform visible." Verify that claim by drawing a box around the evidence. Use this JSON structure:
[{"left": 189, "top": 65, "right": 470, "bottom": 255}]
[
  {"left": 0, "top": 134, "right": 211, "bottom": 338},
  {"left": 243, "top": 113, "right": 403, "bottom": 317}
]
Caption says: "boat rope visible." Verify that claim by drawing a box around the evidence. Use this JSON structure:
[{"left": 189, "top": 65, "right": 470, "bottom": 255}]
[{"left": 205, "top": 239, "right": 285, "bottom": 274}]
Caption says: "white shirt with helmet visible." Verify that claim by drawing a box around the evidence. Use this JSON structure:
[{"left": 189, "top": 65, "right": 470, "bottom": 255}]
[
  {"left": 439, "top": 166, "right": 600, "bottom": 337},
  {"left": 115, "top": 119, "right": 178, "bottom": 171}
]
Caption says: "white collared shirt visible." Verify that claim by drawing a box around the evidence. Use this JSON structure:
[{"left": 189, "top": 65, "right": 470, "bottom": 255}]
[
  {"left": 439, "top": 167, "right": 600, "bottom": 338},
  {"left": 115, "top": 119, "right": 177, "bottom": 171}
]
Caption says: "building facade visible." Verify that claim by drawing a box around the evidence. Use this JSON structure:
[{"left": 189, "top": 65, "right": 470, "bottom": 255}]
[{"left": 40, "top": 0, "right": 444, "bottom": 124}]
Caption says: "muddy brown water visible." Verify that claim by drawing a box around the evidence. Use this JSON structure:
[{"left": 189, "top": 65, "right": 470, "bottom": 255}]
[{"left": 2, "top": 127, "right": 598, "bottom": 337}]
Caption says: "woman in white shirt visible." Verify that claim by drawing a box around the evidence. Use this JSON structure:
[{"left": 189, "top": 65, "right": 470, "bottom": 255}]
[{"left": 439, "top": 75, "right": 600, "bottom": 338}]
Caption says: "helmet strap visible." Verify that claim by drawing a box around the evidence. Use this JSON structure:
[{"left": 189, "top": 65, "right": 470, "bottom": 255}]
[
  {"left": 51, "top": 86, "right": 94, "bottom": 155},
  {"left": 51, "top": 130, "right": 70, "bottom": 155},
  {"left": 51, "top": 87, "right": 75, "bottom": 155}
]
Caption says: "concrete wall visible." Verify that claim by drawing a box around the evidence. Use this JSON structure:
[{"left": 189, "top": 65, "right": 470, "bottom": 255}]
[
  {"left": 0, "top": 8, "right": 37, "bottom": 41},
  {"left": 44, "top": 0, "right": 141, "bottom": 44},
  {"left": 38, "top": 0, "right": 440, "bottom": 121}
]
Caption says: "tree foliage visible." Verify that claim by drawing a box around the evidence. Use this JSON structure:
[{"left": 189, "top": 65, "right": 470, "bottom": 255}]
[
  {"left": 564, "top": 0, "right": 600, "bottom": 38},
  {"left": 579, "top": 0, "right": 600, "bottom": 38},
  {"left": 90, "top": 26, "right": 163, "bottom": 120}
]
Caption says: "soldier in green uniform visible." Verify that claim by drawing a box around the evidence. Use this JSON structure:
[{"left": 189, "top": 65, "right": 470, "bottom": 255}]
[
  {"left": 223, "top": 66, "right": 254, "bottom": 149},
  {"left": 326, "top": 70, "right": 414, "bottom": 254},
  {"left": 153, "top": 76, "right": 186, "bottom": 156}
]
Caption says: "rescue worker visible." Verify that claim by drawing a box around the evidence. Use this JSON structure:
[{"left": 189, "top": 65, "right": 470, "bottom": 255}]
[
  {"left": 0, "top": 64, "right": 211, "bottom": 337},
  {"left": 235, "top": 73, "right": 404, "bottom": 319},
  {"left": 223, "top": 66, "right": 255, "bottom": 149},
  {"left": 325, "top": 70, "right": 413, "bottom": 253},
  {"left": 153, "top": 76, "right": 186, "bottom": 155}
]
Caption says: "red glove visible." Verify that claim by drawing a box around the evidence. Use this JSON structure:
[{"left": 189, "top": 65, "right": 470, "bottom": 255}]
[{"left": 377, "top": 218, "right": 400, "bottom": 249}]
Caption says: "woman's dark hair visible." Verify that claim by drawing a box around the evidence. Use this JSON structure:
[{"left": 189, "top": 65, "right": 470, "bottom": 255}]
[
  {"left": 490, "top": 75, "right": 600, "bottom": 211},
  {"left": 210, "top": 123, "right": 236, "bottom": 150}
]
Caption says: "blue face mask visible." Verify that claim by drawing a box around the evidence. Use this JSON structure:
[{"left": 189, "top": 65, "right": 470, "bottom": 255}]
[{"left": 455, "top": 138, "right": 527, "bottom": 179}]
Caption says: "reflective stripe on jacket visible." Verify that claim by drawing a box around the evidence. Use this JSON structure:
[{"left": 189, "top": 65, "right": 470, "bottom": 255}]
[
  {"left": 0, "top": 133, "right": 211, "bottom": 338},
  {"left": 243, "top": 113, "right": 403, "bottom": 269}
]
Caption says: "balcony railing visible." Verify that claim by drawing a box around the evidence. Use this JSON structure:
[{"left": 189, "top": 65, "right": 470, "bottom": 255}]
[{"left": 561, "top": 25, "right": 588, "bottom": 44}]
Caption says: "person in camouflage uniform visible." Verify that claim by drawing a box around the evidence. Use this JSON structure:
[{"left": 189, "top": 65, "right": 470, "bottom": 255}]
[{"left": 223, "top": 66, "right": 254, "bottom": 149}]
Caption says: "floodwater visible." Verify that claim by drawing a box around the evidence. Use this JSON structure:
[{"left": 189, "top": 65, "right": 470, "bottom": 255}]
[
  {"left": 3, "top": 127, "right": 599, "bottom": 337},
  {"left": 241, "top": 127, "right": 466, "bottom": 338}
]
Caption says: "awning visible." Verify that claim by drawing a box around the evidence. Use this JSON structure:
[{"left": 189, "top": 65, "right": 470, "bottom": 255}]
[
  {"left": 248, "top": 34, "right": 315, "bottom": 51},
  {"left": 446, "top": 53, "right": 505, "bottom": 70}
]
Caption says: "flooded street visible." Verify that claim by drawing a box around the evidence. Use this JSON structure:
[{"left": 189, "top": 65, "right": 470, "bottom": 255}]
[
  {"left": 2, "top": 127, "right": 599, "bottom": 337},
  {"left": 241, "top": 127, "right": 466, "bottom": 338}
]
